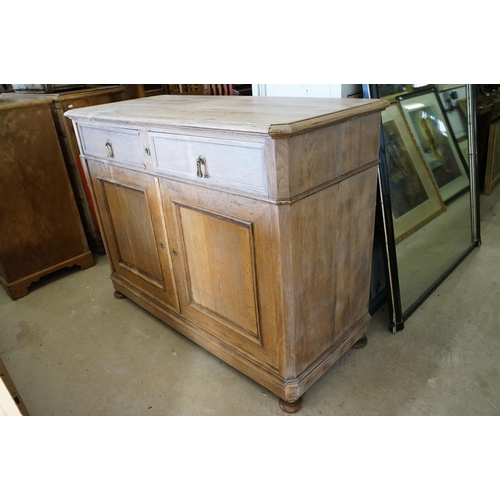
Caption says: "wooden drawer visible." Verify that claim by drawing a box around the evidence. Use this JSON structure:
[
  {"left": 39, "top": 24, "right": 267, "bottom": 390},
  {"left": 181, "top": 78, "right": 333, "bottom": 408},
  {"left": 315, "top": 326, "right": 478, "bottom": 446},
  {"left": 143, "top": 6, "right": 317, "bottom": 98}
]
[
  {"left": 149, "top": 132, "right": 268, "bottom": 195},
  {"left": 79, "top": 125, "right": 145, "bottom": 168}
]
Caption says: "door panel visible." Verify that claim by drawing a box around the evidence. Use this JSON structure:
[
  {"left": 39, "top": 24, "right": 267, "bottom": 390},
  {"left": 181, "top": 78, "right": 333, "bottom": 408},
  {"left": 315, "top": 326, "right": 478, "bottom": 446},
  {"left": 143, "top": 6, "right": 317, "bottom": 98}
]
[
  {"left": 104, "top": 181, "right": 164, "bottom": 284},
  {"left": 88, "top": 160, "right": 179, "bottom": 311},
  {"left": 160, "top": 179, "right": 281, "bottom": 371},
  {"left": 178, "top": 203, "right": 261, "bottom": 343}
]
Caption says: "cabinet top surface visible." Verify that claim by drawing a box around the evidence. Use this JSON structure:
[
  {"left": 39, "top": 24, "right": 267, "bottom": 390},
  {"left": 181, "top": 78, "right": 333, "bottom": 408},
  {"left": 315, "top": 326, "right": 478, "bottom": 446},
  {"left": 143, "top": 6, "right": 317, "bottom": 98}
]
[
  {"left": 0, "top": 93, "right": 53, "bottom": 111},
  {"left": 65, "top": 95, "right": 387, "bottom": 136},
  {"left": 2, "top": 85, "right": 123, "bottom": 103}
]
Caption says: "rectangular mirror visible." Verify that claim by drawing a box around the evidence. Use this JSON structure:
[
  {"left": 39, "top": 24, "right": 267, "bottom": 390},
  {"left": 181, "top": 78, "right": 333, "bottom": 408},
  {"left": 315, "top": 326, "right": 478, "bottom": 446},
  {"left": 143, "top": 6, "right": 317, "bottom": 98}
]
[{"left": 366, "top": 84, "right": 479, "bottom": 329}]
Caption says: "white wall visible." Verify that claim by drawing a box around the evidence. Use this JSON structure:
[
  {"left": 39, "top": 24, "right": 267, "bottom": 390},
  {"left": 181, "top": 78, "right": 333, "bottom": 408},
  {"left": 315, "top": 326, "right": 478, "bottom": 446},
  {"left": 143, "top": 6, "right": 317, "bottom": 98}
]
[{"left": 252, "top": 84, "right": 363, "bottom": 98}]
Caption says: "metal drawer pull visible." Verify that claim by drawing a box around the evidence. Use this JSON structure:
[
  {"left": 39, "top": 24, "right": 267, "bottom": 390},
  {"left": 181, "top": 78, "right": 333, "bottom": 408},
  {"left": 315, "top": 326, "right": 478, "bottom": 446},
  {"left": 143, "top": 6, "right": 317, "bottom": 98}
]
[
  {"left": 105, "top": 140, "right": 114, "bottom": 158},
  {"left": 196, "top": 155, "right": 206, "bottom": 178}
]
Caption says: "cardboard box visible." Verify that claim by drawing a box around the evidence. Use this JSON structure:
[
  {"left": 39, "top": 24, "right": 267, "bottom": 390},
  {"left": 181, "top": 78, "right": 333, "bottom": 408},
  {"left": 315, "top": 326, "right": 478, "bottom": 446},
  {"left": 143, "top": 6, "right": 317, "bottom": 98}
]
[{"left": 0, "top": 359, "right": 29, "bottom": 416}]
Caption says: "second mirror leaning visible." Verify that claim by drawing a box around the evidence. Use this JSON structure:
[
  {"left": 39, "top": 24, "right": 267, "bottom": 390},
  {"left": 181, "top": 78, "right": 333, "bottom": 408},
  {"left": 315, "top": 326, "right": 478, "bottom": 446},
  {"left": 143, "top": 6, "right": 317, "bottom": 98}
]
[{"left": 380, "top": 84, "right": 472, "bottom": 314}]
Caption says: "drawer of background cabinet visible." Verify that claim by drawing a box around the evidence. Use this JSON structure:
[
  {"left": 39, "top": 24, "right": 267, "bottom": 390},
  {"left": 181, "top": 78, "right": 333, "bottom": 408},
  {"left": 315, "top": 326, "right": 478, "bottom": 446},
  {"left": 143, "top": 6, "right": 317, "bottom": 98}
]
[
  {"left": 149, "top": 132, "right": 268, "bottom": 195},
  {"left": 79, "top": 125, "right": 145, "bottom": 168}
]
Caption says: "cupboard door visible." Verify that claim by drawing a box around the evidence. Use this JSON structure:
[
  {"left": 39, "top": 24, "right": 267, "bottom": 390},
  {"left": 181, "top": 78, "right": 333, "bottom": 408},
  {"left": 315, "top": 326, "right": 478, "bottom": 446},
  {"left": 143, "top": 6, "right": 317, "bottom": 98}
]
[
  {"left": 87, "top": 160, "right": 179, "bottom": 311},
  {"left": 160, "top": 179, "right": 281, "bottom": 371}
]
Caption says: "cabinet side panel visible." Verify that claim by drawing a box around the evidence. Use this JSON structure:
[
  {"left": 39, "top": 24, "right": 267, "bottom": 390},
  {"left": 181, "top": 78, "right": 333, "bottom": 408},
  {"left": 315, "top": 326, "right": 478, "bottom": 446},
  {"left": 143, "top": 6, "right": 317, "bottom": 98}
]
[
  {"left": 287, "top": 123, "right": 342, "bottom": 197},
  {"left": 339, "top": 113, "right": 381, "bottom": 176},
  {"left": 285, "top": 114, "right": 381, "bottom": 199},
  {"left": 290, "top": 184, "right": 339, "bottom": 375},
  {"left": 270, "top": 137, "right": 291, "bottom": 200},
  {"left": 0, "top": 104, "right": 89, "bottom": 282},
  {"left": 333, "top": 166, "right": 378, "bottom": 338}
]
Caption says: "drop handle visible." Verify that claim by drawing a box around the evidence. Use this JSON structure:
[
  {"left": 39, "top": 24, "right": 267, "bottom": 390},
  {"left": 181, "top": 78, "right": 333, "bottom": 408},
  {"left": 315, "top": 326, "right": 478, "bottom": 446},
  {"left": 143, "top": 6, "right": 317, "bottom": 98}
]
[
  {"left": 105, "top": 140, "right": 114, "bottom": 158},
  {"left": 196, "top": 155, "right": 206, "bottom": 178}
]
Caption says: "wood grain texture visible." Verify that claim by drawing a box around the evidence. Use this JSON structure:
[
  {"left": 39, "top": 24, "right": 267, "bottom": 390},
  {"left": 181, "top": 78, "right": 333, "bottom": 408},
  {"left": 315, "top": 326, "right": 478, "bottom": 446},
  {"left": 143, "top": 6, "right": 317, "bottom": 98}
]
[
  {"left": 203, "top": 84, "right": 239, "bottom": 96},
  {"left": 0, "top": 98, "right": 93, "bottom": 300},
  {"left": 0, "top": 93, "right": 53, "bottom": 110},
  {"left": 178, "top": 206, "right": 260, "bottom": 341},
  {"left": 88, "top": 160, "right": 179, "bottom": 312},
  {"left": 1, "top": 87, "right": 126, "bottom": 253},
  {"left": 80, "top": 125, "right": 145, "bottom": 168},
  {"left": 484, "top": 120, "right": 500, "bottom": 195},
  {"left": 48, "top": 86, "right": 126, "bottom": 252},
  {"left": 160, "top": 178, "right": 281, "bottom": 371},
  {"left": 339, "top": 113, "right": 381, "bottom": 176},
  {"left": 333, "top": 166, "right": 379, "bottom": 339},
  {"left": 288, "top": 184, "right": 340, "bottom": 375},
  {"left": 150, "top": 132, "right": 267, "bottom": 195},
  {"left": 68, "top": 95, "right": 386, "bottom": 408},
  {"left": 65, "top": 95, "right": 388, "bottom": 136},
  {"left": 269, "top": 113, "right": 382, "bottom": 199}
]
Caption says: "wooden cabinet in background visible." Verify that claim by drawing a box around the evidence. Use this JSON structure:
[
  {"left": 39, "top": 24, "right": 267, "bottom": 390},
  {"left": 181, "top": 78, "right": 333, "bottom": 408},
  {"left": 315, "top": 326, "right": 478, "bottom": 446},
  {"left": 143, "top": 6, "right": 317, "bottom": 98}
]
[
  {"left": 0, "top": 95, "right": 94, "bottom": 300},
  {"left": 66, "top": 95, "right": 387, "bottom": 412},
  {"left": 10, "top": 86, "right": 127, "bottom": 253},
  {"left": 484, "top": 119, "right": 500, "bottom": 195}
]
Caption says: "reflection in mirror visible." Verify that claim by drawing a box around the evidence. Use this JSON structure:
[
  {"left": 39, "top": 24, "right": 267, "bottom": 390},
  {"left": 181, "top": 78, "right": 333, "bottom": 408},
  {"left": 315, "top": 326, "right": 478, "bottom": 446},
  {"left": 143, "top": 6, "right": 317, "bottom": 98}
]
[
  {"left": 395, "top": 185, "right": 472, "bottom": 312},
  {"left": 477, "top": 85, "right": 500, "bottom": 226},
  {"left": 437, "top": 84, "right": 469, "bottom": 165},
  {"left": 378, "top": 84, "right": 474, "bottom": 315},
  {"left": 398, "top": 88, "right": 469, "bottom": 203}
]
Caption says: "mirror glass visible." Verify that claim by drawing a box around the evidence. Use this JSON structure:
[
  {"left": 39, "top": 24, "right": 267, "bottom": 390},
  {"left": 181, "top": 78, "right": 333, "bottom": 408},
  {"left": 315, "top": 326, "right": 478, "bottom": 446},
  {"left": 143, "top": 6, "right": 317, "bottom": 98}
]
[{"left": 378, "top": 84, "right": 473, "bottom": 313}]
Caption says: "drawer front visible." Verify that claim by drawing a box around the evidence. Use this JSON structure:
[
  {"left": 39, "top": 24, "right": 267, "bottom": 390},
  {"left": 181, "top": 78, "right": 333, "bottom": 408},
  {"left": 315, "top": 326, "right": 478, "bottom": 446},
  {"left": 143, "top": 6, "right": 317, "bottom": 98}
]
[
  {"left": 79, "top": 125, "right": 144, "bottom": 168},
  {"left": 150, "top": 133, "right": 267, "bottom": 195}
]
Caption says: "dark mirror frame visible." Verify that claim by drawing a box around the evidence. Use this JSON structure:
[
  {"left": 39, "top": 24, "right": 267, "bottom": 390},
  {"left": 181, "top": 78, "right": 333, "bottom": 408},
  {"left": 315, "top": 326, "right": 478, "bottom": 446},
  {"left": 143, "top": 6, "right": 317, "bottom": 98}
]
[{"left": 365, "top": 84, "right": 481, "bottom": 332}]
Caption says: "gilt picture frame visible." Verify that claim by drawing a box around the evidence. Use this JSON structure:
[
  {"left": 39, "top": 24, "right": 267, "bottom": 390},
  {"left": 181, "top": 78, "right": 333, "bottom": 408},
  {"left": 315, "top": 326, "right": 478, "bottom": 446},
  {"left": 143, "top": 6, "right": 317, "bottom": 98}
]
[
  {"left": 398, "top": 88, "right": 470, "bottom": 203},
  {"left": 376, "top": 84, "right": 413, "bottom": 103},
  {"left": 376, "top": 84, "right": 436, "bottom": 103},
  {"left": 382, "top": 104, "right": 446, "bottom": 243}
]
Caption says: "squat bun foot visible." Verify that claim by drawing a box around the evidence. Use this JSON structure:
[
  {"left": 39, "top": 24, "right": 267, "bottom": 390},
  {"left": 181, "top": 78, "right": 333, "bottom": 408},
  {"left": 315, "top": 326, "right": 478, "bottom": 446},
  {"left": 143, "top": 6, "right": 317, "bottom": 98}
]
[
  {"left": 352, "top": 335, "right": 368, "bottom": 349},
  {"left": 279, "top": 397, "right": 303, "bottom": 414}
]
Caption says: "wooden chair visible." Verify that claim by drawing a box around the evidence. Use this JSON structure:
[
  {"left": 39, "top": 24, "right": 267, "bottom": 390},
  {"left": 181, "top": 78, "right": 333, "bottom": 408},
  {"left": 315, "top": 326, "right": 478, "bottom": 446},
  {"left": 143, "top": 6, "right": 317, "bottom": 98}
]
[
  {"left": 203, "top": 84, "right": 240, "bottom": 96},
  {"left": 167, "top": 84, "right": 204, "bottom": 95}
]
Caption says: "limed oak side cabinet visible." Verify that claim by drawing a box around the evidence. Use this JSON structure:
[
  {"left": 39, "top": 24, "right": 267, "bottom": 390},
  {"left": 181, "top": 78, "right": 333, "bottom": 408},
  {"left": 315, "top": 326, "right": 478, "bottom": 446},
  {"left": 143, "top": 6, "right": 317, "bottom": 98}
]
[{"left": 66, "top": 95, "right": 388, "bottom": 412}]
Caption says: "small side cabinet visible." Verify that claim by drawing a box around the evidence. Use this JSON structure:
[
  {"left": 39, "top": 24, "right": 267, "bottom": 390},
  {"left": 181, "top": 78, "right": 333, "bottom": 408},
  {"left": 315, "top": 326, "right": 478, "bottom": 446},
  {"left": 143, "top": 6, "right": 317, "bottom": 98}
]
[{"left": 0, "top": 95, "right": 94, "bottom": 300}]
